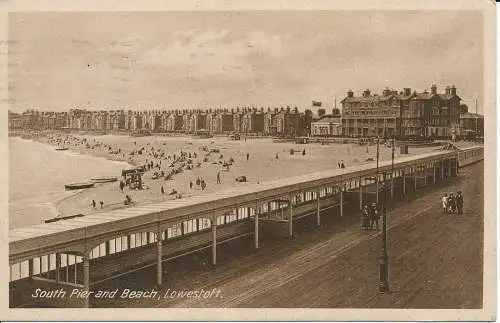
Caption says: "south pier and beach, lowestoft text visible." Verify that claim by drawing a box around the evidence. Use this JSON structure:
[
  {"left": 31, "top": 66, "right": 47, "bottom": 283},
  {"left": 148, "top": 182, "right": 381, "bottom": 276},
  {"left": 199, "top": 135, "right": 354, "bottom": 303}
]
[{"left": 31, "top": 288, "right": 222, "bottom": 300}]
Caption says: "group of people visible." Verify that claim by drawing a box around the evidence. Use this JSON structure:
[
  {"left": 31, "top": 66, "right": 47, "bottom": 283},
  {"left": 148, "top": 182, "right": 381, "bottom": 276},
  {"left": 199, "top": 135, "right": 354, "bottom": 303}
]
[
  {"left": 91, "top": 199, "right": 104, "bottom": 209},
  {"left": 361, "top": 202, "right": 380, "bottom": 230},
  {"left": 442, "top": 191, "right": 464, "bottom": 215}
]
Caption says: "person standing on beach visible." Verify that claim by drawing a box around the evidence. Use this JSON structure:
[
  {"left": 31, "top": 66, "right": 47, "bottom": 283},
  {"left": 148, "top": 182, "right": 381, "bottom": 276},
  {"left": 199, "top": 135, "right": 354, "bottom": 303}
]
[
  {"left": 99, "top": 201, "right": 104, "bottom": 209},
  {"left": 92, "top": 200, "right": 96, "bottom": 208},
  {"left": 456, "top": 191, "right": 464, "bottom": 215},
  {"left": 190, "top": 181, "right": 193, "bottom": 189},
  {"left": 217, "top": 172, "right": 221, "bottom": 184},
  {"left": 246, "top": 153, "right": 250, "bottom": 161},
  {"left": 161, "top": 185, "right": 165, "bottom": 194},
  {"left": 341, "top": 161, "right": 345, "bottom": 168}
]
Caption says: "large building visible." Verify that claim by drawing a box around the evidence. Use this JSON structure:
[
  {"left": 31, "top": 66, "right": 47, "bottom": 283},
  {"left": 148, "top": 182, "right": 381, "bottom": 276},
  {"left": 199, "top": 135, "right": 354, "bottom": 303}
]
[
  {"left": 460, "top": 110, "right": 484, "bottom": 138},
  {"left": 341, "top": 85, "right": 462, "bottom": 139},
  {"left": 341, "top": 88, "right": 401, "bottom": 138},
  {"left": 402, "top": 85, "right": 461, "bottom": 138},
  {"left": 311, "top": 108, "right": 342, "bottom": 137}
]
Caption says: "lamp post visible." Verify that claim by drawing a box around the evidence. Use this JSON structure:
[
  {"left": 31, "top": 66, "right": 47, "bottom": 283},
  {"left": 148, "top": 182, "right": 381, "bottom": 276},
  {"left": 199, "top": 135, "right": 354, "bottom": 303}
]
[
  {"left": 391, "top": 136, "right": 395, "bottom": 209},
  {"left": 379, "top": 169, "right": 389, "bottom": 294}
]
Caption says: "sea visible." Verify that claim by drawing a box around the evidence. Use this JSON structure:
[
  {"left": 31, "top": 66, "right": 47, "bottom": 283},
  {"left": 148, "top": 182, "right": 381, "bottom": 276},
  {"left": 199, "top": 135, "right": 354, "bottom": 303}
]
[{"left": 9, "top": 137, "right": 129, "bottom": 229}]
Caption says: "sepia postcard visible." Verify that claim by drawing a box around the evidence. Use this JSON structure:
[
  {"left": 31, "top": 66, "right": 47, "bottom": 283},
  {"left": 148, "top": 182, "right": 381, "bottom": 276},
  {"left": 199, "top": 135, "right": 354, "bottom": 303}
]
[{"left": 0, "top": 0, "right": 496, "bottom": 321}]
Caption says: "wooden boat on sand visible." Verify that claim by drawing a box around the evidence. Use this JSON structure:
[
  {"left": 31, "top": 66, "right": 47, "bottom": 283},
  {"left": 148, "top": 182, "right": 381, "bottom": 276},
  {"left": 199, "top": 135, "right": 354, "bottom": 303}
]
[
  {"left": 64, "top": 182, "right": 95, "bottom": 190},
  {"left": 45, "top": 214, "right": 85, "bottom": 224},
  {"left": 90, "top": 177, "right": 118, "bottom": 183}
]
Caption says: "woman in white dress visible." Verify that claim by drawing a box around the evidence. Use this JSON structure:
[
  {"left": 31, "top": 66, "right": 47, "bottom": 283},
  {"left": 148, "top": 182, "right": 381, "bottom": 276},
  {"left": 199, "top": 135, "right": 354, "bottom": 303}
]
[{"left": 442, "top": 193, "right": 448, "bottom": 214}]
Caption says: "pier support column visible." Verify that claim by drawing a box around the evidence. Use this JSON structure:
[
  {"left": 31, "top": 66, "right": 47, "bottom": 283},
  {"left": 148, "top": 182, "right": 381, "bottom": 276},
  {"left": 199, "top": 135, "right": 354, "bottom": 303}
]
[
  {"left": 424, "top": 164, "right": 427, "bottom": 186},
  {"left": 211, "top": 223, "right": 217, "bottom": 266},
  {"left": 390, "top": 172, "right": 394, "bottom": 199},
  {"left": 28, "top": 259, "right": 33, "bottom": 278},
  {"left": 340, "top": 188, "right": 344, "bottom": 218},
  {"left": 254, "top": 201, "right": 259, "bottom": 249},
  {"left": 288, "top": 194, "right": 293, "bottom": 238},
  {"left": 105, "top": 241, "right": 110, "bottom": 256},
  {"left": 127, "top": 235, "right": 132, "bottom": 250},
  {"left": 316, "top": 188, "right": 321, "bottom": 227},
  {"left": 433, "top": 163, "right": 437, "bottom": 184},
  {"left": 156, "top": 232, "right": 163, "bottom": 286},
  {"left": 359, "top": 177, "right": 363, "bottom": 210},
  {"left": 55, "top": 253, "right": 61, "bottom": 283},
  {"left": 403, "top": 170, "right": 406, "bottom": 196},
  {"left": 83, "top": 255, "right": 90, "bottom": 308},
  {"left": 414, "top": 166, "right": 418, "bottom": 191},
  {"left": 441, "top": 160, "right": 445, "bottom": 180}
]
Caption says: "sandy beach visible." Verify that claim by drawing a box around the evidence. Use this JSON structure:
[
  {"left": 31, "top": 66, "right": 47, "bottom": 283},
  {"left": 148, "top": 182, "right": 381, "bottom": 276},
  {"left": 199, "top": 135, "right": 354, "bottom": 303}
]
[{"left": 23, "top": 132, "right": 452, "bottom": 221}]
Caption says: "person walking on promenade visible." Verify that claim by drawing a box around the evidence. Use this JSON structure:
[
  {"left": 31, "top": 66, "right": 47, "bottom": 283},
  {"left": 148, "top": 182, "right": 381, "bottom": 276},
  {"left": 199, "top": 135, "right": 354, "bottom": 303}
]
[
  {"left": 361, "top": 205, "right": 370, "bottom": 230},
  {"left": 161, "top": 185, "right": 165, "bottom": 195},
  {"left": 246, "top": 153, "right": 250, "bottom": 161},
  {"left": 217, "top": 171, "right": 221, "bottom": 184},
  {"left": 448, "top": 193, "right": 456, "bottom": 214},
  {"left": 442, "top": 193, "right": 448, "bottom": 214},
  {"left": 456, "top": 191, "right": 464, "bottom": 215},
  {"left": 92, "top": 200, "right": 96, "bottom": 209},
  {"left": 371, "top": 202, "right": 379, "bottom": 230},
  {"left": 189, "top": 181, "right": 193, "bottom": 189},
  {"left": 99, "top": 201, "right": 104, "bottom": 209},
  {"left": 340, "top": 160, "right": 345, "bottom": 168}
]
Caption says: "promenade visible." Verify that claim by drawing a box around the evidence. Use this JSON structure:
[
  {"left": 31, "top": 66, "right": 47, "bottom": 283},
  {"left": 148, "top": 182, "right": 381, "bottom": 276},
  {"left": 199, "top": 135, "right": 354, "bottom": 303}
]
[{"left": 92, "top": 161, "right": 483, "bottom": 308}]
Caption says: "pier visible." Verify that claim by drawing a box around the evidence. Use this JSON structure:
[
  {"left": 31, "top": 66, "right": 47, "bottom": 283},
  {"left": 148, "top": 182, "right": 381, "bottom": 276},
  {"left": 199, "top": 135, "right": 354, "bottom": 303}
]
[{"left": 9, "top": 146, "right": 483, "bottom": 308}]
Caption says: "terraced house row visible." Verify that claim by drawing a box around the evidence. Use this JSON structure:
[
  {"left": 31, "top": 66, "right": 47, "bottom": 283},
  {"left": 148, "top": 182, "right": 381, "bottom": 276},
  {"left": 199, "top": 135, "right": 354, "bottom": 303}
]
[{"left": 9, "top": 106, "right": 309, "bottom": 137}]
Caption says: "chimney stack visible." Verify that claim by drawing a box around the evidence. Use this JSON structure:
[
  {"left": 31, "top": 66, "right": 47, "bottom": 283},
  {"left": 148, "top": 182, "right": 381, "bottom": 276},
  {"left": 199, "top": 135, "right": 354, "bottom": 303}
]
[
  {"left": 450, "top": 85, "right": 457, "bottom": 96},
  {"left": 431, "top": 84, "right": 437, "bottom": 95}
]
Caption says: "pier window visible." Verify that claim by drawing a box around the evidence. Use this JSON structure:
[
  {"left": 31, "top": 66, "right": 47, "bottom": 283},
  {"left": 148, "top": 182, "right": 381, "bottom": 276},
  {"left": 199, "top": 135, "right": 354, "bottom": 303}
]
[
  {"left": 198, "top": 218, "right": 211, "bottom": 230},
  {"left": 135, "top": 233, "right": 143, "bottom": 247},
  {"left": 130, "top": 234, "right": 137, "bottom": 248},
  {"left": 121, "top": 236, "right": 128, "bottom": 251},
  {"left": 9, "top": 263, "right": 21, "bottom": 281},
  {"left": 184, "top": 219, "right": 196, "bottom": 233},
  {"left": 41, "top": 255, "right": 49, "bottom": 273},
  {"left": 33, "top": 257, "right": 41, "bottom": 275},
  {"left": 217, "top": 215, "right": 225, "bottom": 225},
  {"left": 109, "top": 239, "right": 117, "bottom": 254},
  {"left": 168, "top": 223, "right": 182, "bottom": 238}
]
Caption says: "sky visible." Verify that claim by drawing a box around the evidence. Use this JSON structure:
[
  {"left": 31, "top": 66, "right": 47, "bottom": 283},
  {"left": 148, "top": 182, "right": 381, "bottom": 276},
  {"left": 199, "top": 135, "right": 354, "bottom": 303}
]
[{"left": 8, "top": 11, "right": 484, "bottom": 113}]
